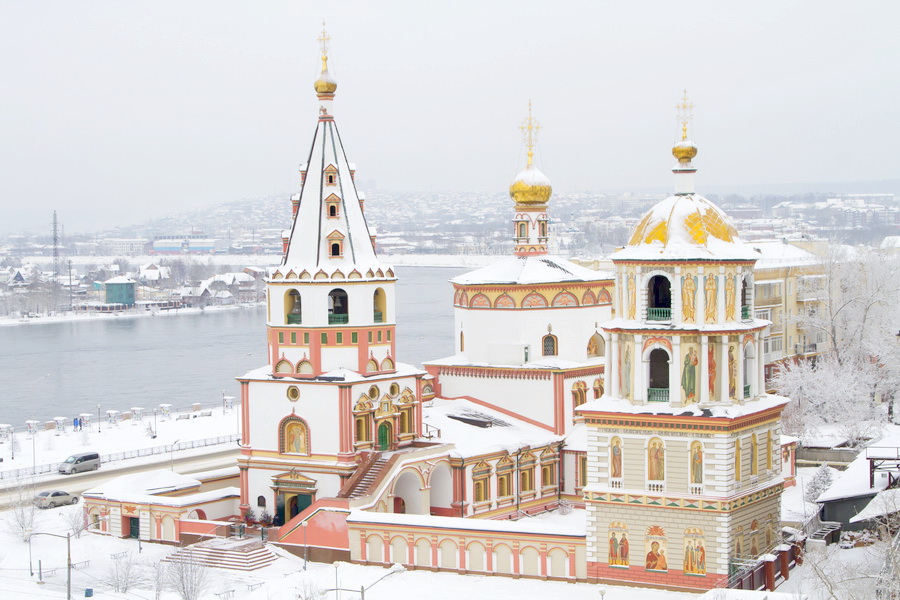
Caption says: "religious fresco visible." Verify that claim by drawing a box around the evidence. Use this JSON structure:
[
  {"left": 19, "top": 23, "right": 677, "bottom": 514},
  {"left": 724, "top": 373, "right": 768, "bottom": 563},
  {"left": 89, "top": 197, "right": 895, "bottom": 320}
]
[
  {"left": 725, "top": 272, "right": 737, "bottom": 320},
  {"left": 728, "top": 344, "right": 738, "bottom": 399},
  {"left": 647, "top": 437, "right": 665, "bottom": 481},
  {"left": 683, "top": 528, "right": 706, "bottom": 575},
  {"left": 623, "top": 345, "right": 632, "bottom": 400},
  {"left": 282, "top": 419, "right": 309, "bottom": 455},
  {"left": 627, "top": 272, "right": 636, "bottom": 319},
  {"left": 645, "top": 525, "right": 668, "bottom": 572},
  {"left": 708, "top": 338, "right": 718, "bottom": 399},
  {"left": 608, "top": 522, "right": 629, "bottom": 567},
  {"left": 681, "top": 273, "right": 697, "bottom": 323},
  {"left": 704, "top": 274, "right": 717, "bottom": 322},
  {"left": 681, "top": 344, "right": 699, "bottom": 404},
  {"left": 690, "top": 441, "right": 704, "bottom": 484},
  {"left": 609, "top": 436, "right": 623, "bottom": 479}
]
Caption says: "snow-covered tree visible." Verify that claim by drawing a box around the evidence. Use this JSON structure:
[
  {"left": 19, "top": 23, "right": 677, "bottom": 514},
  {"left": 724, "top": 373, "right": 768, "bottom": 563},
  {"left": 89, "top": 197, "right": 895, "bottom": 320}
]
[
  {"left": 166, "top": 550, "right": 211, "bottom": 600},
  {"left": 60, "top": 504, "right": 87, "bottom": 539},
  {"left": 106, "top": 551, "right": 143, "bottom": 593},
  {"left": 4, "top": 480, "right": 38, "bottom": 540},
  {"left": 774, "top": 245, "right": 900, "bottom": 446},
  {"left": 805, "top": 463, "right": 837, "bottom": 502}
]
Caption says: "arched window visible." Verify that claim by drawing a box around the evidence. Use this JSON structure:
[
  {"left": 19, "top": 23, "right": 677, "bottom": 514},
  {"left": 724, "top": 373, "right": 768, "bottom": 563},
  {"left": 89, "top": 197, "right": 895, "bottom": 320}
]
[
  {"left": 373, "top": 288, "right": 386, "bottom": 323},
  {"left": 735, "top": 439, "right": 742, "bottom": 482},
  {"left": 257, "top": 495, "right": 266, "bottom": 508},
  {"left": 647, "top": 275, "right": 672, "bottom": 321},
  {"left": 572, "top": 382, "right": 587, "bottom": 410},
  {"left": 355, "top": 416, "right": 369, "bottom": 442},
  {"left": 330, "top": 242, "right": 341, "bottom": 257},
  {"left": 648, "top": 348, "right": 669, "bottom": 402},
  {"left": 741, "top": 275, "right": 751, "bottom": 317},
  {"left": 593, "top": 378, "right": 604, "bottom": 399},
  {"left": 328, "top": 204, "right": 337, "bottom": 217},
  {"left": 542, "top": 334, "right": 558, "bottom": 356},
  {"left": 539, "top": 220, "right": 547, "bottom": 237},
  {"left": 766, "top": 430, "right": 773, "bottom": 470},
  {"left": 587, "top": 333, "right": 605, "bottom": 358},
  {"left": 328, "top": 289, "right": 348, "bottom": 324},
  {"left": 751, "top": 433, "right": 759, "bottom": 476},
  {"left": 286, "top": 290, "right": 302, "bottom": 324},
  {"left": 517, "top": 222, "right": 527, "bottom": 238}
]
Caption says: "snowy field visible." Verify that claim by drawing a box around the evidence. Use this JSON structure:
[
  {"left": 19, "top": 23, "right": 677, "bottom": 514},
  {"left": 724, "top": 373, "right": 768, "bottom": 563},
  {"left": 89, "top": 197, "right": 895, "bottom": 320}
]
[{"left": 0, "top": 302, "right": 261, "bottom": 328}]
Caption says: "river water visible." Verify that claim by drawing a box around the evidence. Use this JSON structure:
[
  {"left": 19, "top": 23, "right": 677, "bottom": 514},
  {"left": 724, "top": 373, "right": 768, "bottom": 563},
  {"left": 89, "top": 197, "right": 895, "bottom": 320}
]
[{"left": 0, "top": 266, "right": 465, "bottom": 426}]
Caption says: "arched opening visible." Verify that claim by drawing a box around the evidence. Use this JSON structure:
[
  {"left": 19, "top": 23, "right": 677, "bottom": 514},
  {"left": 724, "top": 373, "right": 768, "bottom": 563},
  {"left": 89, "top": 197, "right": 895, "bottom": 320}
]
[
  {"left": 741, "top": 275, "right": 751, "bottom": 319},
  {"left": 328, "top": 288, "right": 348, "bottom": 324},
  {"left": 587, "top": 333, "right": 605, "bottom": 358},
  {"left": 257, "top": 495, "right": 266, "bottom": 508},
  {"left": 572, "top": 382, "right": 587, "bottom": 410},
  {"left": 373, "top": 288, "right": 386, "bottom": 323},
  {"left": 285, "top": 289, "right": 302, "bottom": 324},
  {"left": 743, "top": 343, "right": 755, "bottom": 399},
  {"left": 381, "top": 357, "right": 394, "bottom": 370},
  {"left": 648, "top": 348, "right": 670, "bottom": 402},
  {"left": 330, "top": 242, "right": 341, "bottom": 257},
  {"left": 647, "top": 275, "right": 672, "bottom": 321},
  {"left": 429, "top": 463, "right": 453, "bottom": 516},
  {"left": 539, "top": 220, "right": 548, "bottom": 237},
  {"left": 275, "top": 359, "right": 293, "bottom": 374},
  {"left": 280, "top": 417, "right": 309, "bottom": 455},
  {"left": 296, "top": 360, "right": 313, "bottom": 375},
  {"left": 394, "top": 470, "right": 427, "bottom": 515},
  {"left": 542, "top": 334, "right": 558, "bottom": 356},
  {"left": 517, "top": 221, "right": 527, "bottom": 238},
  {"left": 328, "top": 204, "right": 337, "bottom": 217}
]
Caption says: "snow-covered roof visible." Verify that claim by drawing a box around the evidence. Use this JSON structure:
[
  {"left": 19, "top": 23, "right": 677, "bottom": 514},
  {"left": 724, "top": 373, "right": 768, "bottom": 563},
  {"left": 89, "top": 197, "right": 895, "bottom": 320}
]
[
  {"left": 612, "top": 193, "right": 760, "bottom": 261},
  {"left": 240, "top": 362, "right": 425, "bottom": 384},
  {"left": 452, "top": 255, "right": 613, "bottom": 286},
  {"left": 426, "top": 353, "right": 604, "bottom": 371},
  {"left": 577, "top": 393, "right": 790, "bottom": 419},
  {"left": 816, "top": 450, "right": 887, "bottom": 503},
  {"left": 347, "top": 507, "right": 585, "bottom": 537},
  {"left": 697, "top": 590, "right": 806, "bottom": 600},
  {"left": 849, "top": 488, "right": 900, "bottom": 523},
  {"left": 84, "top": 469, "right": 201, "bottom": 497},
  {"left": 750, "top": 240, "right": 819, "bottom": 268},
  {"left": 422, "top": 398, "right": 562, "bottom": 458},
  {"left": 103, "top": 276, "right": 136, "bottom": 284},
  {"left": 565, "top": 423, "right": 587, "bottom": 452},
  {"left": 601, "top": 316, "right": 770, "bottom": 334}
]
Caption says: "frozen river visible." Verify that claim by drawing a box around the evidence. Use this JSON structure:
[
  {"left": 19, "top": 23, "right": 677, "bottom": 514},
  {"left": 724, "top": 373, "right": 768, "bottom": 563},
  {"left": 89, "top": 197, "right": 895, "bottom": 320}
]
[{"left": 0, "top": 266, "right": 465, "bottom": 426}]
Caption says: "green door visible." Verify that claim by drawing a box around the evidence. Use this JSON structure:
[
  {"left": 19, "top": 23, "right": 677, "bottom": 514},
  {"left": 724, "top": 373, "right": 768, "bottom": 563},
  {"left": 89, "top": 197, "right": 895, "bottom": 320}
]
[
  {"left": 129, "top": 517, "right": 140, "bottom": 539},
  {"left": 377, "top": 422, "right": 391, "bottom": 451}
]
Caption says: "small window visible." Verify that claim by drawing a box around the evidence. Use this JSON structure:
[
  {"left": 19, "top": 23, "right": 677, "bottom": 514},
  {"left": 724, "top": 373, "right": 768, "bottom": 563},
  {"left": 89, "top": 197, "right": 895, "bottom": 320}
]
[
  {"left": 336, "top": 332, "right": 343, "bottom": 344},
  {"left": 378, "top": 331, "right": 382, "bottom": 342},
  {"left": 387, "top": 330, "right": 391, "bottom": 341},
  {"left": 278, "top": 332, "right": 284, "bottom": 343},
  {"left": 352, "top": 332, "right": 358, "bottom": 343},
  {"left": 329, "top": 204, "right": 337, "bottom": 217},
  {"left": 320, "top": 333, "right": 328, "bottom": 344},
  {"left": 368, "top": 332, "right": 373, "bottom": 343},
  {"left": 303, "top": 332, "right": 309, "bottom": 345},
  {"left": 327, "top": 174, "right": 335, "bottom": 184},
  {"left": 290, "top": 332, "right": 296, "bottom": 344},
  {"left": 542, "top": 334, "right": 558, "bottom": 356},
  {"left": 257, "top": 495, "right": 266, "bottom": 508},
  {"left": 330, "top": 242, "right": 341, "bottom": 257}
]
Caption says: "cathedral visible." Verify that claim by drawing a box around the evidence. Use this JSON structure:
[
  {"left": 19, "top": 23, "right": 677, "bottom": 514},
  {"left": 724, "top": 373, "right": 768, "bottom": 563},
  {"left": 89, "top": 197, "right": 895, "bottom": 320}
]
[{"left": 229, "top": 32, "right": 794, "bottom": 592}]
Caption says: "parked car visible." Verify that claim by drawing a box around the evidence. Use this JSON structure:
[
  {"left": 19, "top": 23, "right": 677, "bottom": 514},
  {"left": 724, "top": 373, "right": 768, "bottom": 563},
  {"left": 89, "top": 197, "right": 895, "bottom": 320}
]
[
  {"left": 33, "top": 490, "right": 78, "bottom": 508},
  {"left": 58, "top": 451, "right": 100, "bottom": 474}
]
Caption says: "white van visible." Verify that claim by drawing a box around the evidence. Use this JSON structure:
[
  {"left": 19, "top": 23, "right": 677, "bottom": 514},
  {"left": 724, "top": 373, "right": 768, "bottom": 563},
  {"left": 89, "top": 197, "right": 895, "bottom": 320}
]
[{"left": 58, "top": 452, "right": 100, "bottom": 474}]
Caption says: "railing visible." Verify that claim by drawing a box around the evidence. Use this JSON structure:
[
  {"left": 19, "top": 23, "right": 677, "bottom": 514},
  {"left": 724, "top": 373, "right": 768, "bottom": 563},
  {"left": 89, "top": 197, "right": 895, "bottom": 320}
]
[
  {"left": 647, "top": 388, "right": 669, "bottom": 402},
  {"left": 647, "top": 307, "right": 671, "bottom": 321},
  {"left": 794, "top": 343, "right": 817, "bottom": 355},
  {"left": 743, "top": 384, "right": 751, "bottom": 398},
  {"left": 286, "top": 314, "right": 302, "bottom": 325},
  {"left": 688, "top": 483, "right": 704, "bottom": 495},
  {"left": 609, "top": 478, "right": 623, "bottom": 490},
  {"left": 741, "top": 305, "right": 751, "bottom": 320},
  {"left": 373, "top": 311, "right": 384, "bottom": 323},
  {"left": 647, "top": 482, "right": 665, "bottom": 493},
  {"left": 328, "top": 313, "right": 349, "bottom": 325}
]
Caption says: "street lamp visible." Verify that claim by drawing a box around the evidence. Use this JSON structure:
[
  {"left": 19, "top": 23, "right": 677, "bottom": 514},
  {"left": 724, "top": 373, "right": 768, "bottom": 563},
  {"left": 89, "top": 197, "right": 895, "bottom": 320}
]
[
  {"left": 26, "top": 530, "right": 72, "bottom": 600},
  {"left": 170, "top": 439, "right": 180, "bottom": 471},
  {"left": 598, "top": 588, "right": 607, "bottom": 600},
  {"left": 302, "top": 520, "right": 308, "bottom": 570},
  {"left": 97, "top": 403, "right": 101, "bottom": 434},
  {"left": 31, "top": 374, "right": 50, "bottom": 472},
  {"left": 320, "top": 564, "right": 404, "bottom": 600}
]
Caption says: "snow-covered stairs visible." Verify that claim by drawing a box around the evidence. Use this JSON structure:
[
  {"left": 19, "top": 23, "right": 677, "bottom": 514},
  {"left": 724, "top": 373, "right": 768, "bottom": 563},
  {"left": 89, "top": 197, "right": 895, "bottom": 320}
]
[
  {"left": 164, "top": 538, "right": 277, "bottom": 571},
  {"left": 346, "top": 455, "right": 392, "bottom": 499}
]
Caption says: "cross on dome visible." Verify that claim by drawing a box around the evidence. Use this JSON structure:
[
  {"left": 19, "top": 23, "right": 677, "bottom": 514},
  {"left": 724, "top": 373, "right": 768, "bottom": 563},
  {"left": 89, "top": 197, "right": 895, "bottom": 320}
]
[
  {"left": 676, "top": 89, "right": 694, "bottom": 142},
  {"left": 519, "top": 100, "right": 541, "bottom": 167},
  {"left": 317, "top": 21, "right": 331, "bottom": 70},
  {"left": 313, "top": 22, "right": 338, "bottom": 98}
]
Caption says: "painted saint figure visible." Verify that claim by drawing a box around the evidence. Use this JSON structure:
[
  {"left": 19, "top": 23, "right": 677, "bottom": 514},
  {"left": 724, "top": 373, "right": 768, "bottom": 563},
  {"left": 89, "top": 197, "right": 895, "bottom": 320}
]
[
  {"left": 725, "top": 275, "right": 736, "bottom": 320},
  {"left": 609, "top": 533, "right": 619, "bottom": 565},
  {"left": 648, "top": 441, "right": 665, "bottom": 480},
  {"left": 705, "top": 275, "right": 717, "bottom": 322},
  {"left": 682, "top": 346, "right": 698, "bottom": 403},
  {"left": 610, "top": 438, "right": 623, "bottom": 478},
  {"left": 684, "top": 542, "right": 695, "bottom": 573},
  {"left": 619, "top": 533, "right": 629, "bottom": 565},
  {"left": 708, "top": 344, "right": 717, "bottom": 397},
  {"left": 682, "top": 275, "right": 696, "bottom": 322},
  {"left": 728, "top": 345, "right": 737, "bottom": 398},
  {"left": 624, "top": 346, "right": 632, "bottom": 399},
  {"left": 690, "top": 442, "right": 703, "bottom": 484},
  {"left": 627, "top": 273, "right": 636, "bottom": 320},
  {"left": 646, "top": 541, "right": 666, "bottom": 570}
]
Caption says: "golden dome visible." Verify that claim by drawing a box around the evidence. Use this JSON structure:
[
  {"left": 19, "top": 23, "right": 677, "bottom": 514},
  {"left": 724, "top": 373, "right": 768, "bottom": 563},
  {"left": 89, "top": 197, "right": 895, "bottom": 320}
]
[
  {"left": 314, "top": 61, "right": 337, "bottom": 95},
  {"left": 627, "top": 195, "right": 738, "bottom": 248},
  {"left": 672, "top": 140, "right": 698, "bottom": 163},
  {"left": 509, "top": 163, "right": 552, "bottom": 206}
]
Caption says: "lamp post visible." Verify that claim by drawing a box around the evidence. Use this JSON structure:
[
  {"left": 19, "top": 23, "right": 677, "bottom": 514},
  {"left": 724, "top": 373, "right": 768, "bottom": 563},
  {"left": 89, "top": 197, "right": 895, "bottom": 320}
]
[
  {"left": 598, "top": 588, "right": 607, "bottom": 600},
  {"left": 302, "top": 520, "right": 308, "bottom": 570},
  {"left": 26, "top": 530, "right": 72, "bottom": 600},
  {"left": 31, "top": 374, "right": 50, "bottom": 472},
  {"left": 97, "top": 403, "right": 101, "bottom": 434},
  {"left": 170, "top": 439, "right": 180, "bottom": 471},
  {"left": 320, "top": 564, "right": 404, "bottom": 600}
]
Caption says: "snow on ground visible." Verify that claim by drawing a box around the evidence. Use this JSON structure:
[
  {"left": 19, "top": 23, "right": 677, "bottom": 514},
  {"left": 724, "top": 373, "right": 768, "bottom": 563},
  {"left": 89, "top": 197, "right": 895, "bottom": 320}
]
[
  {"left": 0, "top": 505, "right": 703, "bottom": 600},
  {"left": 776, "top": 543, "right": 885, "bottom": 599},
  {"left": 781, "top": 468, "right": 821, "bottom": 524},
  {"left": 0, "top": 404, "right": 239, "bottom": 486},
  {"left": 0, "top": 302, "right": 263, "bottom": 328}
]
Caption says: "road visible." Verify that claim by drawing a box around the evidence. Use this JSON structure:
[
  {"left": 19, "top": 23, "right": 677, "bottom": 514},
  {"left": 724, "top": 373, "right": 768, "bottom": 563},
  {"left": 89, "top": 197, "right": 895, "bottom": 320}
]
[{"left": 0, "top": 445, "right": 240, "bottom": 508}]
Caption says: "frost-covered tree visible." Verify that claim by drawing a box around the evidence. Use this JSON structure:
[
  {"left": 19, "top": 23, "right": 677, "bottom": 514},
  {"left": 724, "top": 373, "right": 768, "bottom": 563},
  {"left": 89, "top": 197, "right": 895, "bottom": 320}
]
[
  {"left": 166, "top": 550, "right": 211, "bottom": 600},
  {"left": 4, "top": 480, "right": 38, "bottom": 540},
  {"left": 106, "top": 551, "right": 143, "bottom": 593},
  {"left": 805, "top": 463, "right": 837, "bottom": 503},
  {"left": 774, "top": 245, "right": 900, "bottom": 446},
  {"left": 60, "top": 504, "right": 87, "bottom": 539}
]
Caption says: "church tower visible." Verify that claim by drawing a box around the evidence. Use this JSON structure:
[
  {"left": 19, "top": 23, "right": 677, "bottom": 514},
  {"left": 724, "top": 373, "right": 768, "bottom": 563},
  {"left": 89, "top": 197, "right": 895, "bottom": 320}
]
[
  {"left": 579, "top": 94, "right": 788, "bottom": 590},
  {"left": 237, "top": 28, "right": 427, "bottom": 528}
]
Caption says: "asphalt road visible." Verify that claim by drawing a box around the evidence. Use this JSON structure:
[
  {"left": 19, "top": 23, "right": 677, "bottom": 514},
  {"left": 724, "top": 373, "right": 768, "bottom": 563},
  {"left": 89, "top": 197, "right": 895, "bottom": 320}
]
[{"left": 0, "top": 446, "right": 240, "bottom": 508}]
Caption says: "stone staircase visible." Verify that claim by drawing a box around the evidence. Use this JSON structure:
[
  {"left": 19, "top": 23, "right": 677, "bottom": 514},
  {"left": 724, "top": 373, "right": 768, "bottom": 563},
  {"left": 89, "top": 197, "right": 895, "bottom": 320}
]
[
  {"left": 341, "top": 454, "right": 393, "bottom": 499},
  {"left": 164, "top": 537, "right": 277, "bottom": 571}
]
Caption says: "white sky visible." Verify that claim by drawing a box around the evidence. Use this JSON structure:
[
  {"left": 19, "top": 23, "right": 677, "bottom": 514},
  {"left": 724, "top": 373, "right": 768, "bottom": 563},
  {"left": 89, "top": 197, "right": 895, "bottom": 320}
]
[{"left": 1, "top": 1, "right": 898, "bottom": 233}]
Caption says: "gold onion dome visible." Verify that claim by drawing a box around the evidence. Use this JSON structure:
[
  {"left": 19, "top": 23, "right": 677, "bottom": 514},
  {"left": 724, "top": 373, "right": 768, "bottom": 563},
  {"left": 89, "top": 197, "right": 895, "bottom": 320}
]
[
  {"left": 509, "top": 162, "right": 552, "bottom": 205},
  {"left": 314, "top": 61, "right": 337, "bottom": 94},
  {"left": 672, "top": 139, "right": 698, "bottom": 163}
]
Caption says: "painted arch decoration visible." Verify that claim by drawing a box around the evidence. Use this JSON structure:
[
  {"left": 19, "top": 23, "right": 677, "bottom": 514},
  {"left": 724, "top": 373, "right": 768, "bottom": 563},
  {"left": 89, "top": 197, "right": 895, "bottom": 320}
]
[
  {"left": 470, "top": 293, "right": 490, "bottom": 308},
  {"left": 551, "top": 291, "right": 578, "bottom": 307},
  {"left": 279, "top": 415, "right": 310, "bottom": 455},
  {"left": 582, "top": 290, "right": 597, "bottom": 305},
  {"left": 494, "top": 294, "right": 515, "bottom": 308},
  {"left": 522, "top": 292, "right": 548, "bottom": 308}
]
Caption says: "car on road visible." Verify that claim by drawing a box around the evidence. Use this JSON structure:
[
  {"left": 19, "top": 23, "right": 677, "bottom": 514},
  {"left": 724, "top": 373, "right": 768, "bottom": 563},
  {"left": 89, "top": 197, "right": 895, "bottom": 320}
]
[
  {"left": 33, "top": 490, "right": 78, "bottom": 508},
  {"left": 58, "top": 451, "right": 100, "bottom": 474}
]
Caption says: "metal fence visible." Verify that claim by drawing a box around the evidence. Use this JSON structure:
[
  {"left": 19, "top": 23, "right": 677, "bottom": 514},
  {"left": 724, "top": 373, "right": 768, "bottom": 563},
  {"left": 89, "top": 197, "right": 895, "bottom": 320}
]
[{"left": 0, "top": 426, "right": 239, "bottom": 482}]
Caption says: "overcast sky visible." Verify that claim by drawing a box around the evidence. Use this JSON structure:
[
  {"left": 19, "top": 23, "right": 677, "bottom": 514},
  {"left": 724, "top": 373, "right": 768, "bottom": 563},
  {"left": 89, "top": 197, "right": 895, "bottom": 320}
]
[{"left": 1, "top": 1, "right": 898, "bottom": 233}]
